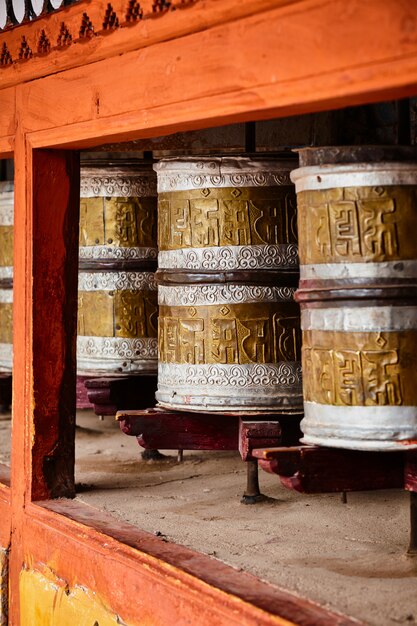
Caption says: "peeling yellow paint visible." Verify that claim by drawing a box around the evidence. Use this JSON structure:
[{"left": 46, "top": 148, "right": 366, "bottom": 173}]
[{"left": 20, "top": 569, "right": 130, "bottom": 626}]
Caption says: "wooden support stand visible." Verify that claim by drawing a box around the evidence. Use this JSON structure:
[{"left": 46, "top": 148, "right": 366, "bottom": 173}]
[
  {"left": 117, "top": 408, "right": 303, "bottom": 502},
  {"left": 255, "top": 445, "right": 417, "bottom": 555},
  {"left": 79, "top": 376, "right": 163, "bottom": 460},
  {"left": 253, "top": 446, "right": 405, "bottom": 493},
  {"left": 83, "top": 375, "right": 158, "bottom": 417}
]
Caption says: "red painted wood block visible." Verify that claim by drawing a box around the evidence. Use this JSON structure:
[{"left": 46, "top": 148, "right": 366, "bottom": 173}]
[
  {"left": 254, "top": 446, "right": 405, "bottom": 493},
  {"left": 85, "top": 376, "right": 157, "bottom": 416}
]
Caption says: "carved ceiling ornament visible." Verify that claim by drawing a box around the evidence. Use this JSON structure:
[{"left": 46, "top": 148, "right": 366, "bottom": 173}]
[{"left": 0, "top": 0, "right": 200, "bottom": 68}]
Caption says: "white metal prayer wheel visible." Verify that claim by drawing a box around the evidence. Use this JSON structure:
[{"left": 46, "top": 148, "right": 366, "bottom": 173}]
[
  {"left": 293, "top": 146, "right": 417, "bottom": 451},
  {"left": 154, "top": 157, "right": 302, "bottom": 413},
  {"left": 77, "top": 163, "right": 158, "bottom": 376},
  {"left": 0, "top": 181, "right": 13, "bottom": 373}
]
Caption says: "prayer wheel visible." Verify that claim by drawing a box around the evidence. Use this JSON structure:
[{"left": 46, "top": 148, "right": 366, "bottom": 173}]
[
  {"left": 154, "top": 157, "right": 303, "bottom": 413},
  {"left": 292, "top": 146, "right": 417, "bottom": 450},
  {"left": 0, "top": 181, "right": 13, "bottom": 373},
  {"left": 292, "top": 145, "right": 417, "bottom": 293},
  {"left": 77, "top": 163, "right": 158, "bottom": 376}
]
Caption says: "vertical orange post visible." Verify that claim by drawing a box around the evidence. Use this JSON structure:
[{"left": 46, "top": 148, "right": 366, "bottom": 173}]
[{"left": 9, "top": 137, "right": 79, "bottom": 624}]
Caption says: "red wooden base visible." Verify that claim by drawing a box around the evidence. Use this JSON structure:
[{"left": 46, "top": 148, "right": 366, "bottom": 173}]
[
  {"left": 117, "top": 408, "right": 303, "bottom": 503},
  {"left": 117, "top": 408, "right": 302, "bottom": 459},
  {"left": 253, "top": 446, "right": 405, "bottom": 493},
  {"left": 79, "top": 375, "right": 158, "bottom": 417}
]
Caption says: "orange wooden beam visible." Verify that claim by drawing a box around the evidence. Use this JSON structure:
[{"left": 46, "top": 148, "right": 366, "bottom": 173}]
[
  {"left": 18, "top": 500, "right": 359, "bottom": 626},
  {"left": 0, "top": 0, "right": 301, "bottom": 91},
  {"left": 7, "top": 0, "right": 414, "bottom": 151}
]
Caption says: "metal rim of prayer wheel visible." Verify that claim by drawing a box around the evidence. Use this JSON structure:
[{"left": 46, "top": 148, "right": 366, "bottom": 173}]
[
  {"left": 0, "top": 181, "right": 13, "bottom": 373},
  {"left": 291, "top": 145, "right": 417, "bottom": 292},
  {"left": 77, "top": 163, "right": 158, "bottom": 377},
  {"left": 154, "top": 157, "right": 303, "bottom": 413}
]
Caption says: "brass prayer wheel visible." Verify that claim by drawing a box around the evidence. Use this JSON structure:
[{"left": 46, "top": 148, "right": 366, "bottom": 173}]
[
  {"left": 154, "top": 157, "right": 302, "bottom": 412},
  {"left": 0, "top": 181, "right": 13, "bottom": 373},
  {"left": 293, "top": 146, "right": 417, "bottom": 450},
  {"left": 77, "top": 163, "right": 158, "bottom": 376},
  {"left": 291, "top": 145, "right": 417, "bottom": 293}
]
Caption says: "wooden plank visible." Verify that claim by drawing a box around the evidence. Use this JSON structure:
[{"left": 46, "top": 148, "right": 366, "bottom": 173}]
[
  {"left": 19, "top": 500, "right": 361, "bottom": 626},
  {"left": 0, "top": 88, "right": 16, "bottom": 149},
  {"left": 254, "top": 446, "right": 405, "bottom": 493},
  {"left": 0, "top": 0, "right": 300, "bottom": 91},
  {"left": 16, "top": 0, "right": 417, "bottom": 148}
]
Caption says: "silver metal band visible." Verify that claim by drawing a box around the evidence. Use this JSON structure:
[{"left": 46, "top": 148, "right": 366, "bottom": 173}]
[
  {"left": 301, "top": 305, "right": 417, "bottom": 332},
  {"left": 158, "top": 244, "right": 299, "bottom": 271},
  {"left": 79, "top": 246, "right": 158, "bottom": 261},
  {"left": 77, "top": 336, "right": 158, "bottom": 375},
  {"left": 0, "top": 189, "right": 13, "bottom": 226},
  {"left": 291, "top": 163, "right": 417, "bottom": 193},
  {"left": 157, "top": 362, "right": 302, "bottom": 412},
  {"left": 301, "top": 401, "right": 417, "bottom": 451},
  {"left": 0, "top": 288, "right": 13, "bottom": 304},
  {"left": 158, "top": 284, "right": 295, "bottom": 307},
  {"left": 80, "top": 167, "right": 156, "bottom": 198},
  {"left": 78, "top": 271, "right": 156, "bottom": 292},
  {"left": 154, "top": 157, "right": 293, "bottom": 193},
  {"left": 300, "top": 259, "right": 417, "bottom": 280},
  {"left": 0, "top": 268, "right": 12, "bottom": 281},
  {"left": 0, "top": 342, "right": 12, "bottom": 372}
]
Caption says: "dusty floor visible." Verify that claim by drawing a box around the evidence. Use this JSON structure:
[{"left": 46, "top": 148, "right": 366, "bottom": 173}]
[{"left": 1, "top": 410, "right": 417, "bottom": 625}]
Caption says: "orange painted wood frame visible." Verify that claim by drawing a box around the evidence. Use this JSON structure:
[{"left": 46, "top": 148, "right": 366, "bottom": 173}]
[{"left": 1, "top": 0, "right": 417, "bottom": 623}]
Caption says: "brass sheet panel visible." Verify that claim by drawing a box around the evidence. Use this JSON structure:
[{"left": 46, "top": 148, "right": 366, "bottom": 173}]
[
  {"left": 159, "top": 302, "right": 300, "bottom": 365},
  {"left": 297, "top": 185, "right": 417, "bottom": 265},
  {"left": 302, "top": 329, "right": 417, "bottom": 406},
  {"left": 158, "top": 186, "right": 297, "bottom": 251},
  {"left": 79, "top": 197, "right": 104, "bottom": 246},
  {"left": 77, "top": 291, "right": 114, "bottom": 337},
  {"left": 78, "top": 290, "right": 157, "bottom": 338},
  {"left": 114, "top": 290, "right": 157, "bottom": 338},
  {"left": 0, "top": 303, "right": 12, "bottom": 344},
  {"left": 79, "top": 197, "right": 157, "bottom": 248},
  {"left": 0, "top": 226, "right": 13, "bottom": 268}
]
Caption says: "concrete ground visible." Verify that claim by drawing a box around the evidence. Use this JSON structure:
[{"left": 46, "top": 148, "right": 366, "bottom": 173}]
[{"left": 1, "top": 410, "right": 417, "bottom": 625}]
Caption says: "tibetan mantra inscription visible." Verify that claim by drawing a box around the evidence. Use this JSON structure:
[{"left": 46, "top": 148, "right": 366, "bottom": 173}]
[
  {"left": 155, "top": 157, "right": 302, "bottom": 412},
  {"left": 77, "top": 163, "right": 158, "bottom": 376},
  {"left": 300, "top": 303, "right": 417, "bottom": 450},
  {"left": 291, "top": 158, "right": 417, "bottom": 287}
]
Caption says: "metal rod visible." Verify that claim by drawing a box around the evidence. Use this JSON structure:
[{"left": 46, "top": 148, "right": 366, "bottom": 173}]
[
  {"left": 241, "top": 459, "right": 265, "bottom": 504},
  {"left": 244, "top": 122, "right": 256, "bottom": 154},
  {"left": 177, "top": 449, "right": 184, "bottom": 463},
  {"left": 408, "top": 491, "right": 417, "bottom": 555}
]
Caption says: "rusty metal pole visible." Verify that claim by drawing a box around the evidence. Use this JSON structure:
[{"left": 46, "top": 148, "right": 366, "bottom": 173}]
[{"left": 241, "top": 460, "right": 265, "bottom": 505}]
